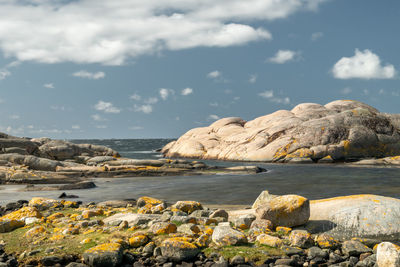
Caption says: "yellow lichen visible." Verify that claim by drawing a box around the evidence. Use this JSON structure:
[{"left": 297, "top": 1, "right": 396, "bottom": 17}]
[
  {"left": 85, "top": 243, "right": 121, "bottom": 254},
  {"left": 0, "top": 207, "right": 42, "bottom": 221}
]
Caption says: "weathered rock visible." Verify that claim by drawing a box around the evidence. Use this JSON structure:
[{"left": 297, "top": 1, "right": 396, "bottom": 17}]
[
  {"left": 232, "top": 214, "right": 256, "bottom": 230},
  {"left": 172, "top": 201, "right": 203, "bottom": 214},
  {"left": 0, "top": 154, "right": 61, "bottom": 171},
  {"left": 160, "top": 238, "right": 200, "bottom": 262},
  {"left": 1, "top": 206, "right": 42, "bottom": 221},
  {"left": 103, "top": 213, "right": 160, "bottom": 226},
  {"left": 256, "top": 234, "right": 283, "bottom": 248},
  {"left": 212, "top": 225, "right": 247, "bottom": 246},
  {"left": 252, "top": 190, "right": 278, "bottom": 209},
  {"left": 305, "top": 194, "right": 400, "bottom": 240},
  {"left": 376, "top": 242, "right": 400, "bottom": 267},
  {"left": 209, "top": 209, "right": 229, "bottom": 220},
  {"left": 83, "top": 243, "right": 123, "bottom": 267},
  {"left": 250, "top": 219, "right": 273, "bottom": 231},
  {"left": 289, "top": 230, "right": 313, "bottom": 248},
  {"left": 97, "top": 200, "right": 135, "bottom": 208},
  {"left": 29, "top": 197, "right": 62, "bottom": 210},
  {"left": 0, "top": 219, "right": 25, "bottom": 233},
  {"left": 149, "top": 222, "right": 177, "bottom": 235},
  {"left": 255, "top": 194, "right": 310, "bottom": 227},
  {"left": 342, "top": 240, "right": 372, "bottom": 257},
  {"left": 162, "top": 100, "right": 400, "bottom": 162},
  {"left": 87, "top": 156, "right": 116, "bottom": 165},
  {"left": 58, "top": 181, "right": 96, "bottom": 190}
]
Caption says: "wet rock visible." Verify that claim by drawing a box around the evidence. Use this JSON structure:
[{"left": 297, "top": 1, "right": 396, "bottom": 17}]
[
  {"left": 58, "top": 181, "right": 96, "bottom": 190},
  {"left": 255, "top": 194, "right": 310, "bottom": 227}
]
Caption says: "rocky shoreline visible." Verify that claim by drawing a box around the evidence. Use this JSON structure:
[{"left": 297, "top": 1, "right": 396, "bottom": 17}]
[{"left": 1, "top": 191, "right": 399, "bottom": 267}]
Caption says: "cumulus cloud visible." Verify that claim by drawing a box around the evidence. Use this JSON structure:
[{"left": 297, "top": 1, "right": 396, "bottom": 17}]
[
  {"left": 249, "top": 74, "right": 257, "bottom": 83},
  {"left": 208, "top": 114, "right": 220, "bottom": 121},
  {"left": 159, "top": 88, "right": 174, "bottom": 100},
  {"left": 311, "top": 32, "right": 323, "bottom": 41},
  {"left": 181, "top": 88, "right": 193, "bottom": 96},
  {"left": 72, "top": 125, "right": 80, "bottom": 129},
  {"left": 268, "top": 50, "right": 300, "bottom": 64},
  {"left": 207, "top": 70, "right": 222, "bottom": 79},
  {"left": 134, "top": 104, "right": 153, "bottom": 114},
  {"left": 144, "top": 97, "right": 158, "bottom": 104},
  {"left": 94, "top": 100, "right": 121, "bottom": 113},
  {"left": 0, "top": 1, "right": 327, "bottom": 65},
  {"left": 73, "top": 70, "right": 105, "bottom": 79},
  {"left": 258, "top": 90, "right": 290, "bottom": 104},
  {"left": 130, "top": 94, "right": 141, "bottom": 101},
  {"left": 0, "top": 69, "right": 10, "bottom": 80},
  {"left": 43, "top": 83, "right": 54, "bottom": 88},
  {"left": 332, "top": 49, "right": 396, "bottom": 79},
  {"left": 91, "top": 114, "right": 106, "bottom": 121}
]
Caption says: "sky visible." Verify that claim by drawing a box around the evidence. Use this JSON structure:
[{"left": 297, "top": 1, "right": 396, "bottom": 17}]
[{"left": 0, "top": 0, "right": 399, "bottom": 139}]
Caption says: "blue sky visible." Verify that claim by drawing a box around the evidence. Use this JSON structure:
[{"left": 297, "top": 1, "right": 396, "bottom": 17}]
[{"left": 0, "top": 0, "right": 399, "bottom": 139}]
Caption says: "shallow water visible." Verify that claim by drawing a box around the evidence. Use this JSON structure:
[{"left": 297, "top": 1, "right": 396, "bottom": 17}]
[{"left": 1, "top": 161, "right": 400, "bottom": 205}]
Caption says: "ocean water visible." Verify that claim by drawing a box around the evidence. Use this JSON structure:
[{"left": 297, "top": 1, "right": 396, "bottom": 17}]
[{"left": 1, "top": 139, "right": 400, "bottom": 205}]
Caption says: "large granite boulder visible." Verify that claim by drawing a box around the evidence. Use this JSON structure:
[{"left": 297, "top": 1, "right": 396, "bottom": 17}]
[
  {"left": 162, "top": 100, "right": 400, "bottom": 162},
  {"left": 304, "top": 195, "right": 400, "bottom": 241}
]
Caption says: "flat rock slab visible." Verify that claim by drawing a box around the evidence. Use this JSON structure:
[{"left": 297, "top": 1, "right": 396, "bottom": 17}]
[
  {"left": 303, "top": 194, "right": 400, "bottom": 241},
  {"left": 103, "top": 213, "right": 161, "bottom": 226}
]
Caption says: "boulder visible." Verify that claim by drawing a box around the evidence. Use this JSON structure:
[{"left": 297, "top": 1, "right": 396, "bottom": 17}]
[
  {"left": 304, "top": 194, "right": 400, "bottom": 240},
  {"left": 162, "top": 100, "right": 400, "bottom": 162},
  {"left": 172, "top": 201, "right": 203, "bottom": 214},
  {"left": 0, "top": 219, "right": 25, "bottom": 233},
  {"left": 103, "top": 213, "right": 160, "bottom": 226},
  {"left": 212, "top": 225, "right": 247, "bottom": 246},
  {"left": 83, "top": 243, "right": 123, "bottom": 267},
  {"left": 252, "top": 190, "right": 278, "bottom": 209},
  {"left": 376, "top": 242, "right": 400, "bottom": 267},
  {"left": 0, "top": 154, "right": 60, "bottom": 171},
  {"left": 160, "top": 237, "right": 200, "bottom": 262},
  {"left": 255, "top": 194, "right": 310, "bottom": 227},
  {"left": 87, "top": 156, "right": 116, "bottom": 165},
  {"left": 256, "top": 234, "right": 283, "bottom": 248},
  {"left": 341, "top": 240, "right": 372, "bottom": 257}
]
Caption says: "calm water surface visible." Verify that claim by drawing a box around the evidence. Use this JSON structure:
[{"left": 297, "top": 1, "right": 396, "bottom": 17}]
[{"left": 1, "top": 139, "right": 399, "bottom": 205}]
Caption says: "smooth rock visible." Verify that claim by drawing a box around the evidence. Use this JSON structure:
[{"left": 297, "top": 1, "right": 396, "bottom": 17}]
[
  {"left": 160, "top": 238, "right": 200, "bottom": 262},
  {"left": 342, "top": 240, "right": 372, "bottom": 257},
  {"left": 212, "top": 225, "right": 247, "bottom": 246},
  {"left": 83, "top": 243, "right": 123, "bottom": 267},
  {"left": 376, "top": 242, "right": 400, "bottom": 267}
]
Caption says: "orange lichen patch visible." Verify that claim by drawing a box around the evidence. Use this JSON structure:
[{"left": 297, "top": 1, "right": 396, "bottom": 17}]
[
  {"left": 275, "top": 226, "right": 292, "bottom": 234},
  {"left": 61, "top": 200, "right": 79, "bottom": 208},
  {"left": 150, "top": 222, "right": 177, "bottom": 235},
  {"left": 315, "top": 234, "right": 339, "bottom": 249},
  {"left": 310, "top": 194, "right": 390, "bottom": 204},
  {"left": 172, "top": 201, "right": 203, "bottom": 214},
  {"left": 81, "top": 238, "right": 93, "bottom": 244},
  {"left": 0, "top": 207, "right": 42, "bottom": 221},
  {"left": 29, "top": 197, "right": 62, "bottom": 209},
  {"left": 0, "top": 219, "right": 25, "bottom": 232},
  {"left": 161, "top": 238, "right": 197, "bottom": 249},
  {"left": 195, "top": 234, "right": 210, "bottom": 247},
  {"left": 129, "top": 235, "right": 149, "bottom": 248},
  {"left": 273, "top": 140, "right": 297, "bottom": 160},
  {"left": 269, "top": 195, "right": 307, "bottom": 213},
  {"left": 151, "top": 204, "right": 166, "bottom": 214},
  {"left": 286, "top": 148, "right": 314, "bottom": 159},
  {"left": 390, "top": 156, "right": 400, "bottom": 160},
  {"left": 82, "top": 209, "right": 103, "bottom": 219},
  {"left": 127, "top": 226, "right": 140, "bottom": 232},
  {"left": 84, "top": 243, "right": 122, "bottom": 254},
  {"left": 83, "top": 229, "right": 96, "bottom": 235},
  {"left": 24, "top": 226, "right": 47, "bottom": 239},
  {"left": 49, "top": 234, "right": 65, "bottom": 241},
  {"left": 203, "top": 227, "right": 214, "bottom": 236},
  {"left": 256, "top": 234, "right": 283, "bottom": 248},
  {"left": 138, "top": 196, "right": 163, "bottom": 206},
  {"left": 47, "top": 212, "right": 64, "bottom": 221}
]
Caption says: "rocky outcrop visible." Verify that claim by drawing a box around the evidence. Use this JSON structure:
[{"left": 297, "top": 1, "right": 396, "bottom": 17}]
[
  {"left": 162, "top": 100, "right": 400, "bottom": 163},
  {"left": 304, "top": 194, "right": 400, "bottom": 241}
]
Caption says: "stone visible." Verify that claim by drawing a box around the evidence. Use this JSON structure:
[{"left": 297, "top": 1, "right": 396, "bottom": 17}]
[
  {"left": 0, "top": 219, "right": 25, "bottom": 233},
  {"left": 129, "top": 234, "right": 149, "bottom": 248},
  {"left": 177, "top": 223, "right": 201, "bottom": 235},
  {"left": 232, "top": 214, "right": 256, "bottom": 230},
  {"left": 172, "top": 201, "right": 203, "bottom": 214},
  {"left": 252, "top": 190, "right": 278, "bottom": 209},
  {"left": 150, "top": 222, "right": 177, "bottom": 235},
  {"left": 212, "top": 225, "right": 247, "bottom": 246},
  {"left": 250, "top": 219, "right": 273, "bottom": 231},
  {"left": 160, "top": 238, "right": 200, "bottom": 262},
  {"left": 314, "top": 233, "right": 339, "bottom": 249},
  {"left": 103, "top": 213, "right": 160, "bottom": 226},
  {"left": 341, "top": 241, "right": 372, "bottom": 257},
  {"left": 83, "top": 243, "right": 123, "bottom": 267},
  {"left": 289, "top": 230, "right": 313, "bottom": 248},
  {"left": 376, "top": 242, "right": 400, "bottom": 267},
  {"left": 87, "top": 156, "right": 116, "bottom": 165},
  {"left": 230, "top": 255, "right": 245, "bottom": 265},
  {"left": 209, "top": 209, "right": 228, "bottom": 220},
  {"left": 58, "top": 181, "right": 96, "bottom": 190},
  {"left": 305, "top": 194, "right": 400, "bottom": 240},
  {"left": 307, "top": 246, "right": 328, "bottom": 260},
  {"left": 256, "top": 234, "right": 283, "bottom": 248},
  {"left": 1, "top": 206, "right": 42, "bottom": 221},
  {"left": 40, "top": 256, "right": 62, "bottom": 266},
  {"left": 162, "top": 100, "right": 400, "bottom": 162},
  {"left": 255, "top": 194, "right": 310, "bottom": 227},
  {"left": 29, "top": 197, "right": 62, "bottom": 210}
]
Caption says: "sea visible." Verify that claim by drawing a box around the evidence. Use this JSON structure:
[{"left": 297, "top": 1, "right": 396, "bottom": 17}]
[{"left": 1, "top": 139, "right": 400, "bottom": 205}]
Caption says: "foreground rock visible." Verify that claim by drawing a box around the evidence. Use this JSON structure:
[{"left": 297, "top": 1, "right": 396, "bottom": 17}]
[
  {"left": 162, "top": 100, "right": 400, "bottom": 163},
  {"left": 304, "top": 194, "right": 400, "bottom": 241}
]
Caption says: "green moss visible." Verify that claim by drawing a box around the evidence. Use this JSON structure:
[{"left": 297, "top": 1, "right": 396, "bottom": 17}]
[{"left": 203, "top": 244, "right": 284, "bottom": 265}]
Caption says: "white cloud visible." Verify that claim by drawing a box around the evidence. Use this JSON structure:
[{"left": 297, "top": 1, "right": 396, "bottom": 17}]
[
  {"left": 72, "top": 125, "right": 80, "bottom": 129},
  {"left": 181, "top": 87, "right": 193, "bottom": 96},
  {"left": 91, "top": 114, "right": 106, "bottom": 121},
  {"left": 96, "top": 125, "right": 107, "bottom": 129},
  {"left": 258, "top": 90, "right": 290, "bottom": 105},
  {"left": 249, "top": 74, "right": 257, "bottom": 83},
  {"left": 144, "top": 97, "right": 158, "bottom": 104},
  {"left": 130, "top": 94, "right": 141, "bottom": 101},
  {"left": 332, "top": 49, "right": 396, "bottom": 80},
  {"left": 129, "top": 126, "right": 144, "bottom": 130},
  {"left": 209, "top": 102, "right": 219, "bottom": 107},
  {"left": 44, "top": 83, "right": 54, "bottom": 88},
  {"left": 73, "top": 70, "right": 105, "bottom": 79},
  {"left": 268, "top": 50, "right": 300, "bottom": 64},
  {"left": 311, "top": 32, "right": 323, "bottom": 41},
  {"left": 208, "top": 114, "right": 220, "bottom": 121},
  {"left": 159, "top": 88, "right": 174, "bottom": 100},
  {"left": 0, "top": 1, "right": 331, "bottom": 65},
  {"left": 0, "top": 69, "right": 10, "bottom": 80},
  {"left": 207, "top": 70, "right": 221, "bottom": 79},
  {"left": 50, "top": 105, "right": 71, "bottom": 111},
  {"left": 9, "top": 114, "right": 20, "bottom": 120},
  {"left": 94, "top": 100, "right": 121, "bottom": 113},
  {"left": 341, "top": 87, "right": 352, "bottom": 95},
  {"left": 134, "top": 104, "right": 153, "bottom": 114}
]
